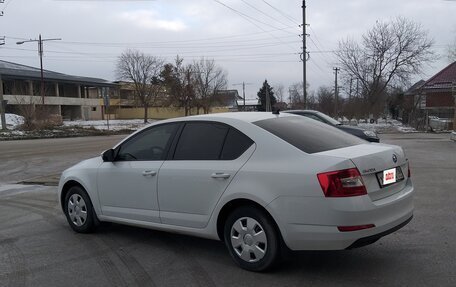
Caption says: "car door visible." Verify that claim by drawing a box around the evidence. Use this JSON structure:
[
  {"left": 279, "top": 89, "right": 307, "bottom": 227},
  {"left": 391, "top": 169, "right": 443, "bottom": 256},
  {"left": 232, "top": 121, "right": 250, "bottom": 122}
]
[
  {"left": 158, "top": 121, "right": 255, "bottom": 228},
  {"left": 97, "top": 122, "right": 180, "bottom": 223}
]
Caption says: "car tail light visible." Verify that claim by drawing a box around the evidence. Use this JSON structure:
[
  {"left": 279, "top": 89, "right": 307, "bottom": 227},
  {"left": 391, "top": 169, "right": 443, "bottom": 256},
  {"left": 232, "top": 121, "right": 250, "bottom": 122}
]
[
  {"left": 317, "top": 168, "right": 367, "bottom": 197},
  {"left": 337, "top": 224, "right": 375, "bottom": 232}
]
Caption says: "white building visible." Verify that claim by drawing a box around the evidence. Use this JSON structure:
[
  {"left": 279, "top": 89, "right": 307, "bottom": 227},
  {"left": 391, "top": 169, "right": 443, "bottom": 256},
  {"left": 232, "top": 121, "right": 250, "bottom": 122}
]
[{"left": 0, "top": 60, "right": 116, "bottom": 120}]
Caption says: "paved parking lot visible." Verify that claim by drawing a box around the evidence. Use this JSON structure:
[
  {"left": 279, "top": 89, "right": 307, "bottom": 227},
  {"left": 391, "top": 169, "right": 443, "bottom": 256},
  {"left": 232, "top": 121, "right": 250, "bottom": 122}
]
[{"left": 0, "top": 133, "right": 455, "bottom": 286}]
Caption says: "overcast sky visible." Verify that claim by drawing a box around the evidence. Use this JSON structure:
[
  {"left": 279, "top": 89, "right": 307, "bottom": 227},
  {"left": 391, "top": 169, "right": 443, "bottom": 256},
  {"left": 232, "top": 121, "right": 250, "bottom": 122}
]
[{"left": 1, "top": 0, "right": 455, "bottom": 99}]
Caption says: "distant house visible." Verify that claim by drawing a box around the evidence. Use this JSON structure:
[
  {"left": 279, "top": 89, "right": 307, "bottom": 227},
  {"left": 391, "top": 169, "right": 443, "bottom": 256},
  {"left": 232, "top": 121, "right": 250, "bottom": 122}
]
[
  {"left": 0, "top": 60, "right": 116, "bottom": 120},
  {"left": 112, "top": 81, "right": 169, "bottom": 109},
  {"left": 236, "top": 98, "right": 261, "bottom": 111},
  {"left": 405, "top": 62, "right": 456, "bottom": 121},
  {"left": 214, "top": 89, "right": 243, "bottom": 111}
]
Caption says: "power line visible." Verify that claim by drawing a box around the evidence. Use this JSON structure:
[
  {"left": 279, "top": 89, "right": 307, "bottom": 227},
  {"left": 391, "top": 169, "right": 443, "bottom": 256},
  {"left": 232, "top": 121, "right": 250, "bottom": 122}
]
[
  {"left": 307, "top": 37, "right": 334, "bottom": 67},
  {"left": 49, "top": 36, "right": 300, "bottom": 49},
  {"left": 2, "top": 40, "right": 300, "bottom": 56},
  {"left": 308, "top": 57, "right": 327, "bottom": 76},
  {"left": 0, "top": 55, "right": 299, "bottom": 64},
  {"left": 212, "top": 0, "right": 297, "bottom": 52},
  {"left": 240, "top": 0, "right": 296, "bottom": 29},
  {"left": 213, "top": 0, "right": 295, "bottom": 35},
  {"left": 6, "top": 28, "right": 299, "bottom": 46},
  {"left": 307, "top": 50, "right": 337, "bottom": 54},
  {"left": 308, "top": 26, "right": 327, "bottom": 51},
  {"left": 2, "top": 0, "right": 17, "bottom": 13},
  {"left": 261, "top": 0, "right": 300, "bottom": 25}
]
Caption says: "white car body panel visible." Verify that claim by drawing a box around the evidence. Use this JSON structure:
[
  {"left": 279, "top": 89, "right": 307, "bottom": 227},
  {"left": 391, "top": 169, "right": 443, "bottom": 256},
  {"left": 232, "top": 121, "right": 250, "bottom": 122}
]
[
  {"left": 97, "top": 160, "right": 164, "bottom": 223},
  {"left": 158, "top": 144, "right": 255, "bottom": 228}
]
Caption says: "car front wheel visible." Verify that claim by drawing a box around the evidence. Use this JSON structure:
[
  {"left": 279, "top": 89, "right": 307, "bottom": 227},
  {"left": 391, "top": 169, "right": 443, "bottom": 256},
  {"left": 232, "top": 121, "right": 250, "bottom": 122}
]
[
  {"left": 64, "top": 186, "right": 96, "bottom": 233},
  {"left": 224, "top": 206, "right": 280, "bottom": 271}
]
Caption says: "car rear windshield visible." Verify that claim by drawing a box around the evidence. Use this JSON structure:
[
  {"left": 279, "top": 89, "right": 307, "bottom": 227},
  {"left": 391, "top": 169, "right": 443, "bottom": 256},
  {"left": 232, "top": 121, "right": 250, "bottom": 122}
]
[{"left": 254, "top": 116, "right": 364, "bottom": 154}]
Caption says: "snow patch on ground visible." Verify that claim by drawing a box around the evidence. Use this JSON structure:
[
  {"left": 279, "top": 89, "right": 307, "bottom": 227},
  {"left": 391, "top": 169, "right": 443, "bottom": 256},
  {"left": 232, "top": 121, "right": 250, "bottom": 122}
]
[
  {"left": 0, "top": 113, "right": 25, "bottom": 129},
  {"left": 0, "top": 184, "right": 47, "bottom": 197},
  {"left": 63, "top": 119, "right": 152, "bottom": 131},
  {"left": 356, "top": 118, "right": 417, "bottom": 134}
]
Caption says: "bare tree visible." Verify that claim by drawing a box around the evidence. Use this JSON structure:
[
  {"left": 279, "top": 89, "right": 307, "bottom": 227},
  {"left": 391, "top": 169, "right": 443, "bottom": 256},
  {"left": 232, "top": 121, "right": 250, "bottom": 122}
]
[
  {"left": 162, "top": 56, "right": 196, "bottom": 116},
  {"left": 116, "top": 49, "right": 165, "bottom": 123},
  {"left": 449, "top": 36, "right": 456, "bottom": 62},
  {"left": 192, "top": 58, "right": 227, "bottom": 114},
  {"left": 288, "top": 83, "right": 302, "bottom": 109},
  {"left": 336, "top": 17, "right": 435, "bottom": 117},
  {"left": 288, "top": 81, "right": 311, "bottom": 109},
  {"left": 316, "top": 86, "right": 335, "bottom": 116},
  {"left": 273, "top": 84, "right": 285, "bottom": 103}
]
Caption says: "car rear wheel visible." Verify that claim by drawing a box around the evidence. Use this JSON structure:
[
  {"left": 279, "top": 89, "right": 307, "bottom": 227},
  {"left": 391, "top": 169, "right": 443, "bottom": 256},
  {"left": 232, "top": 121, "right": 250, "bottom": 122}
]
[
  {"left": 64, "top": 186, "right": 96, "bottom": 233},
  {"left": 224, "top": 206, "right": 280, "bottom": 271}
]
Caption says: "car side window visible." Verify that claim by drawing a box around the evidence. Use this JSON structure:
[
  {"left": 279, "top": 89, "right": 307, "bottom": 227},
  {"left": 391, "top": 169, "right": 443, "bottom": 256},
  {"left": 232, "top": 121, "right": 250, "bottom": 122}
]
[
  {"left": 117, "top": 123, "right": 179, "bottom": 161},
  {"left": 173, "top": 122, "right": 229, "bottom": 160},
  {"left": 220, "top": 128, "right": 254, "bottom": 160}
]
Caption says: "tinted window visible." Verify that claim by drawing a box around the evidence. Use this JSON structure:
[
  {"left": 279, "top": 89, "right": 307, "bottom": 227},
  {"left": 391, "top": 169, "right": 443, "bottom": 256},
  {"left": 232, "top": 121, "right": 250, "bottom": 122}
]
[
  {"left": 117, "top": 123, "right": 179, "bottom": 161},
  {"left": 314, "top": 112, "right": 341, "bottom": 125},
  {"left": 221, "top": 128, "right": 254, "bottom": 160},
  {"left": 303, "top": 113, "right": 325, "bottom": 123},
  {"left": 254, "top": 117, "right": 364, "bottom": 154},
  {"left": 174, "top": 122, "right": 229, "bottom": 160},
  {"left": 290, "top": 112, "right": 340, "bottom": 125}
]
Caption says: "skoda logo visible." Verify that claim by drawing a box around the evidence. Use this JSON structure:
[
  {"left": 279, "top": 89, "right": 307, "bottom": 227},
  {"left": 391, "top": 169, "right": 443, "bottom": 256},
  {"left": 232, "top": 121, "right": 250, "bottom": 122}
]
[{"left": 392, "top": 154, "right": 398, "bottom": 163}]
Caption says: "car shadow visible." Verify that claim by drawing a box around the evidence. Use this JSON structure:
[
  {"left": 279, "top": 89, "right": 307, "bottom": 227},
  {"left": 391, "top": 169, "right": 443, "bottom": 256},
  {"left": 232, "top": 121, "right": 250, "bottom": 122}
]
[{"left": 95, "top": 222, "right": 393, "bottom": 275}]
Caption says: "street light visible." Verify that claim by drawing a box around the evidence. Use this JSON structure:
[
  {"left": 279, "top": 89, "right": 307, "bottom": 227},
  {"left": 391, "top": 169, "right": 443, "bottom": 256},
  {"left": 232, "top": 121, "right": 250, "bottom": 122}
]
[{"left": 17, "top": 34, "right": 61, "bottom": 105}]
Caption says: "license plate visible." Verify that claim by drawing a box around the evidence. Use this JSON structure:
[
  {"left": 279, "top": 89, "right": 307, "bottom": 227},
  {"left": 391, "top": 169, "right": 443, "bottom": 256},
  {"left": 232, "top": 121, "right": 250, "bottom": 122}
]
[
  {"left": 376, "top": 167, "right": 404, "bottom": 188},
  {"left": 382, "top": 168, "right": 397, "bottom": 185}
]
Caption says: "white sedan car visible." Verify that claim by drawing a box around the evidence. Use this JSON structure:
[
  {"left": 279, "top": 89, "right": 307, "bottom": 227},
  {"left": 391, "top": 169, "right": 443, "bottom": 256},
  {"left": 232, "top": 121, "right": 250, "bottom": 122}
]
[{"left": 58, "top": 112, "right": 414, "bottom": 271}]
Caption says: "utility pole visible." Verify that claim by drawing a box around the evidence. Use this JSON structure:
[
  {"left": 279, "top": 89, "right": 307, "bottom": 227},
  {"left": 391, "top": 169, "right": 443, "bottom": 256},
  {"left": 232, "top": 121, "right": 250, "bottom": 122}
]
[
  {"left": 233, "top": 82, "right": 253, "bottom": 111},
  {"left": 0, "top": 74, "right": 6, "bottom": 130},
  {"left": 301, "top": 0, "right": 307, "bottom": 109},
  {"left": 16, "top": 34, "right": 61, "bottom": 105},
  {"left": 334, "top": 67, "right": 340, "bottom": 117}
]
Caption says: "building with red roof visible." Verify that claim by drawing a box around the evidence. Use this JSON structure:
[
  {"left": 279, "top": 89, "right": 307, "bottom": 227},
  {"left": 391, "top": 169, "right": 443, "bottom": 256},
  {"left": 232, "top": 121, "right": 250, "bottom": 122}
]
[{"left": 405, "top": 61, "right": 456, "bottom": 130}]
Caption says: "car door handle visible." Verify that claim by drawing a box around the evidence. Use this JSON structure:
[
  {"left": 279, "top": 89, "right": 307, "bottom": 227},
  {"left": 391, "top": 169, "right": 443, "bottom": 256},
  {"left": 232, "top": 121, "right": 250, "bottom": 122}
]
[
  {"left": 211, "top": 172, "right": 231, "bottom": 179},
  {"left": 142, "top": 170, "right": 157, "bottom": 177}
]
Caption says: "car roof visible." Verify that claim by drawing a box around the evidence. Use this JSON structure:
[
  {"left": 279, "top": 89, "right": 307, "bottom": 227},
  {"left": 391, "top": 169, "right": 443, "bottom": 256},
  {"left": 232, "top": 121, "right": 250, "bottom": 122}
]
[
  {"left": 164, "top": 111, "right": 297, "bottom": 124},
  {"left": 283, "top": 110, "right": 319, "bottom": 114}
]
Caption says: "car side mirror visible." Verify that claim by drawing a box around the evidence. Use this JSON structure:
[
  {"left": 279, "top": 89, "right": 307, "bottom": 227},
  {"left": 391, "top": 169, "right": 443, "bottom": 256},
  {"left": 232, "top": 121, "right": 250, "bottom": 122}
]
[{"left": 102, "top": 149, "right": 116, "bottom": 162}]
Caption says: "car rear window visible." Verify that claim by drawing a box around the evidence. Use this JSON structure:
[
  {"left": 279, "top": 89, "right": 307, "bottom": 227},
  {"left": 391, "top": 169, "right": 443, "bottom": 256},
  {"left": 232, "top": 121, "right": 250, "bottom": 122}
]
[{"left": 254, "top": 116, "right": 364, "bottom": 154}]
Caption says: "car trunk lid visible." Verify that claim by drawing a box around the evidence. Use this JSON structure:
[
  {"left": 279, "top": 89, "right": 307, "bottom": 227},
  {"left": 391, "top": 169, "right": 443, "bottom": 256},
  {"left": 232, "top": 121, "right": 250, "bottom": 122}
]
[{"left": 315, "top": 144, "right": 409, "bottom": 201}]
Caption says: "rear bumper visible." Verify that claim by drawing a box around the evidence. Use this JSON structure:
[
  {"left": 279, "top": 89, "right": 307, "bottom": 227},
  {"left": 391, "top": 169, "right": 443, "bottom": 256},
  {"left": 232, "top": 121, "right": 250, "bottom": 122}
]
[
  {"left": 267, "top": 179, "right": 414, "bottom": 250},
  {"left": 346, "top": 215, "right": 413, "bottom": 249}
]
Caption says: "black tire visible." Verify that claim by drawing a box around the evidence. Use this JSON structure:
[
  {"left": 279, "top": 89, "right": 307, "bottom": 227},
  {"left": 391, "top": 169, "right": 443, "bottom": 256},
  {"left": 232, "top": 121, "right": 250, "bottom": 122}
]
[
  {"left": 64, "top": 186, "right": 97, "bottom": 233},
  {"left": 223, "top": 206, "right": 281, "bottom": 272}
]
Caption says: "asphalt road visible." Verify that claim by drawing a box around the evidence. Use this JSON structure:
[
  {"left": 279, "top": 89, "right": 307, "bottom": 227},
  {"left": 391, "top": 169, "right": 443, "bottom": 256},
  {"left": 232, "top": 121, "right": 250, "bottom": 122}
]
[
  {"left": 0, "top": 133, "right": 455, "bottom": 286},
  {"left": 0, "top": 135, "right": 126, "bottom": 183}
]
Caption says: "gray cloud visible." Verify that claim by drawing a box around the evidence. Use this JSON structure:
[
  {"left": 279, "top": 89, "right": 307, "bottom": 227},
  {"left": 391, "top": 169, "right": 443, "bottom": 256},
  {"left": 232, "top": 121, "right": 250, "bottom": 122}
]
[{"left": 1, "top": 0, "right": 455, "bottom": 98}]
